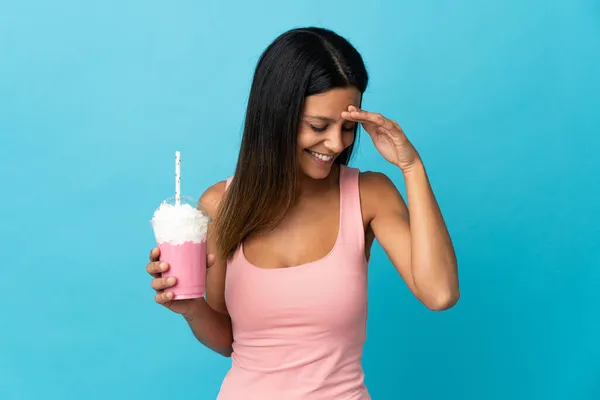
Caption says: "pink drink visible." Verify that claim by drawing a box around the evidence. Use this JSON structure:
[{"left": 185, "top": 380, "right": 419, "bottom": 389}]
[
  {"left": 151, "top": 196, "right": 211, "bottom": 300},
  {"left": 158, "top": 241, "right": 207, "bottom": 299}
]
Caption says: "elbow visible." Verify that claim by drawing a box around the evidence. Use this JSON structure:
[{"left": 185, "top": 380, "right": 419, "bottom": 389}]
[
  {"left": 220, "top": 348, "right": 233, "bottom": 358},
  {"left": 217, "top": 346, "right": 233, "bottom": 358},
  {"left": 413, "top": 262, "right": 460, "bottom": 311},
  {"left": 423, "top": 288, "right": 460, "bottom": 312}
]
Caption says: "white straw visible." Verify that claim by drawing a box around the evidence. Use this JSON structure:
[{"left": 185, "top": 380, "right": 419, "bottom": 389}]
[{"left": 175, "top": 151, "right": 181, "bottom": 205}]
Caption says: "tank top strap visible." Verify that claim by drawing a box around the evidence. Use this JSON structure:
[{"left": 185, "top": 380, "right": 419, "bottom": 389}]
[
  {"left": 225, "top": 176, "right": 233, "bottom": 190},
  {"left": 339, "top": 165, "right": 365, "bottom": 250}
]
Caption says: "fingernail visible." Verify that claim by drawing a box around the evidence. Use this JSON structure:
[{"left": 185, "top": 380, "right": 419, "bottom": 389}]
[
  {"left": 160, "top": 263, "right": 168, "bottom": 271},
  {"left": 167, "top": 277, "right": 176, "bottom": 285},
  {"left": 166, "top": 292, "right": 173, "bottom": 300}
]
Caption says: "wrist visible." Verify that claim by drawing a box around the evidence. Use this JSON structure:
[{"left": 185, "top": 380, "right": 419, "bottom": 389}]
[
  {"left": 182, "top": 297, "right": 208, "bottom": 322},
  {"left": 397, "top": 156, "right": 424, "bottom": 176}
]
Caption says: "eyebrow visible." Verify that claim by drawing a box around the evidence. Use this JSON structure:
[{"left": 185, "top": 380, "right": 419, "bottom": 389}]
[
  {"left": 303, "top": 115, "right": 356, "bottom": 125},
  {"left": 303, "top": 115, "right": 337, "bottom": 123}
]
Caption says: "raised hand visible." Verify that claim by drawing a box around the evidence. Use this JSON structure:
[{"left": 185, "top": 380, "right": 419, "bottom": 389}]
[{"left": 341, "top": 105, "right": 420, "bottom": 173}]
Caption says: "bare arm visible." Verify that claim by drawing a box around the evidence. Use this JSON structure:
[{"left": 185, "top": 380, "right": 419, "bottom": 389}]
[
  {"left": 182, "top": 298, "right": 233, "bottom": 357},
  {"left": 188, "top": 180, "right": 233, "bottom": 356},
  {"left": 362, "top": 162, "right": 459, "bottom": 311},
  {"left": 148, "top": 180, "right": 233, "bottom": 357}
]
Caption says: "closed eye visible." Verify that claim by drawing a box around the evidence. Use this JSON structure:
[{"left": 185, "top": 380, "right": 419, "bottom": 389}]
[
  {"left": 310, "top": 124, "right": 328, "bottom": 133},
  {"left": 310, "top": 124, "right": 356, "bottom": 133}
]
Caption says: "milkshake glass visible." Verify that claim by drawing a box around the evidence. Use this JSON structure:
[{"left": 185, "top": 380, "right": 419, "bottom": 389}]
[{"left": 151, "top": 196, "right": 211, "bottom": 299}]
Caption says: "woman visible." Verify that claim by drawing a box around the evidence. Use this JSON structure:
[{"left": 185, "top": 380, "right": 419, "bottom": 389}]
[{"left": 146, "top": 27, "right": 459, "bottom": 399}]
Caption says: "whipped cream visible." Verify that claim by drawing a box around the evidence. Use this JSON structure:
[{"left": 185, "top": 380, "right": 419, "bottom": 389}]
[{"left": 151, "top": 201, "right": 211, "bottom": 245}]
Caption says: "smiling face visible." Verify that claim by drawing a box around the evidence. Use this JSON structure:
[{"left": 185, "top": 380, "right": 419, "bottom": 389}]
[{"left": 297, "top": 87, "right": 362, "bottom": 180}]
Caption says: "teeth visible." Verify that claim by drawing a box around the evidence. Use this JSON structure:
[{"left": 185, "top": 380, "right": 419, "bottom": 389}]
[{"left": 308, "top": 150, "right": 333, "bottom": 161}]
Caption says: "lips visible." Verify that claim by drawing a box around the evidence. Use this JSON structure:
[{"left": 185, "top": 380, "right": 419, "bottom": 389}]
[{"left": 306, "top": 149, "right": 334, "bottom": 162}]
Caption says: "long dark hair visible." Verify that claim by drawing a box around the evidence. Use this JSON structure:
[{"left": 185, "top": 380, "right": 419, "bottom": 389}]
[{"left": 215, "top": 27, "right": 369, "bottom": 259}]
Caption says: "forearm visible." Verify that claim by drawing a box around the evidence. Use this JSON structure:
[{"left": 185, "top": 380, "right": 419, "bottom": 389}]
[
  {"left": 403, "top": 159, "right": 459, "bottom": 309},
  {"left": 183, "top": 299, "right": 234, "bottom": 357}
]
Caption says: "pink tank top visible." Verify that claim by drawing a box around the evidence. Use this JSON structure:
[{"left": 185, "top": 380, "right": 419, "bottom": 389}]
[{"left": 217, "top": 165, "right": 370, "bottom": 400}]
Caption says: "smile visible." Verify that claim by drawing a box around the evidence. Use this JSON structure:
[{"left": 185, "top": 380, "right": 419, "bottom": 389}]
[{"left": 306, "top": 149, "right": 334, "bottom": 162}]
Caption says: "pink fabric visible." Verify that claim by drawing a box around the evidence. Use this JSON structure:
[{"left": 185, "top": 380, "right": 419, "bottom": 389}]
[{"left": 217, "top": 165, "right": 370, "bottom": 400}]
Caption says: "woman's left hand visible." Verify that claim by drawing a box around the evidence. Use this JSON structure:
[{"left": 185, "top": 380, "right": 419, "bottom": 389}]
[{"left": 342, "top": 106, "right": 420, "bottom": 173}]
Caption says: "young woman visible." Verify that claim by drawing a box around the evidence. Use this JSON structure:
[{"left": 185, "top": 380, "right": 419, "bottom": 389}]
[{"left": 146, "top": 27, "right": 459, "bottom": 399}]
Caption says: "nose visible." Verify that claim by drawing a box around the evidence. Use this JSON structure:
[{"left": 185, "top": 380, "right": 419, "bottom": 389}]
[{"left": 325, "top": 128, "right": 345, "bottom": 154}]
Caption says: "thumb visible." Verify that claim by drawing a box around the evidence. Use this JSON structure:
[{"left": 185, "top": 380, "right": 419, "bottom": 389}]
[{"left": 206, "top": 253, "right": 217, "bottom": 269}]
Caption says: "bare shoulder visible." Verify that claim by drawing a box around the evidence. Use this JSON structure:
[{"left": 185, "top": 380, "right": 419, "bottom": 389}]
[
  {"left": 359, "top": 170, "right": 402, "bottom": 202},
  {"left": 358, "top": 170, "right": 407, "bottom": 221},
  {"left": 199, "top": 180, "right": 228, "bottom": 217},
  {"left": 359, "top": 170, "right": 397, "bottom": 192},
  {"left": 198, "top": 179, "right": 229, "bottom": 315}
]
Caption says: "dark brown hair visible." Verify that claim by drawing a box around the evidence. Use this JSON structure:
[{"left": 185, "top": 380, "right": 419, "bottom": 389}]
[{"left": 215, "top": 27, "right": 369, "bottom": 259}]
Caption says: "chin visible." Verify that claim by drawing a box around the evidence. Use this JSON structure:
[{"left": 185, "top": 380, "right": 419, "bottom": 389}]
[
  {"left": 300, "top": 165, "right": 331, "bottom": 180},
  {"left": 299, "top": 150, "right": 336, "bottom": 180}
]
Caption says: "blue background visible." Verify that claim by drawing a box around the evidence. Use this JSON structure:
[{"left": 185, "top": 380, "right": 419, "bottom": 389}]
[{"left": 1, "top": 1, "right": 599, "bottom": 399}]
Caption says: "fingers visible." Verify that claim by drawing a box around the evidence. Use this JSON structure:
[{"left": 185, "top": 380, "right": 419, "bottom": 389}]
[
  {"left": 146, "top": 261, "right": 168, "bottom": 277},
  {"left": 149, "top": 247, "right": 160, "bottom": 261},
  {"left": 149, "top": 251, "right": 215, "bottom": 307},
  {"left": 151, "top": 276, "right": 177, "bottom": 291},
  {"left": 342, "top": 107, "right": 396, "bottom": 132},
  {"left": 155, "top": 291, "right": 174, "bottom": 304}
]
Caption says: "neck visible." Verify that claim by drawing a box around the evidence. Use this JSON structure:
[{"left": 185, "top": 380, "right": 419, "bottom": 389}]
[{"left": 296, "top": 164, "right": 340, "bottom": 198}]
